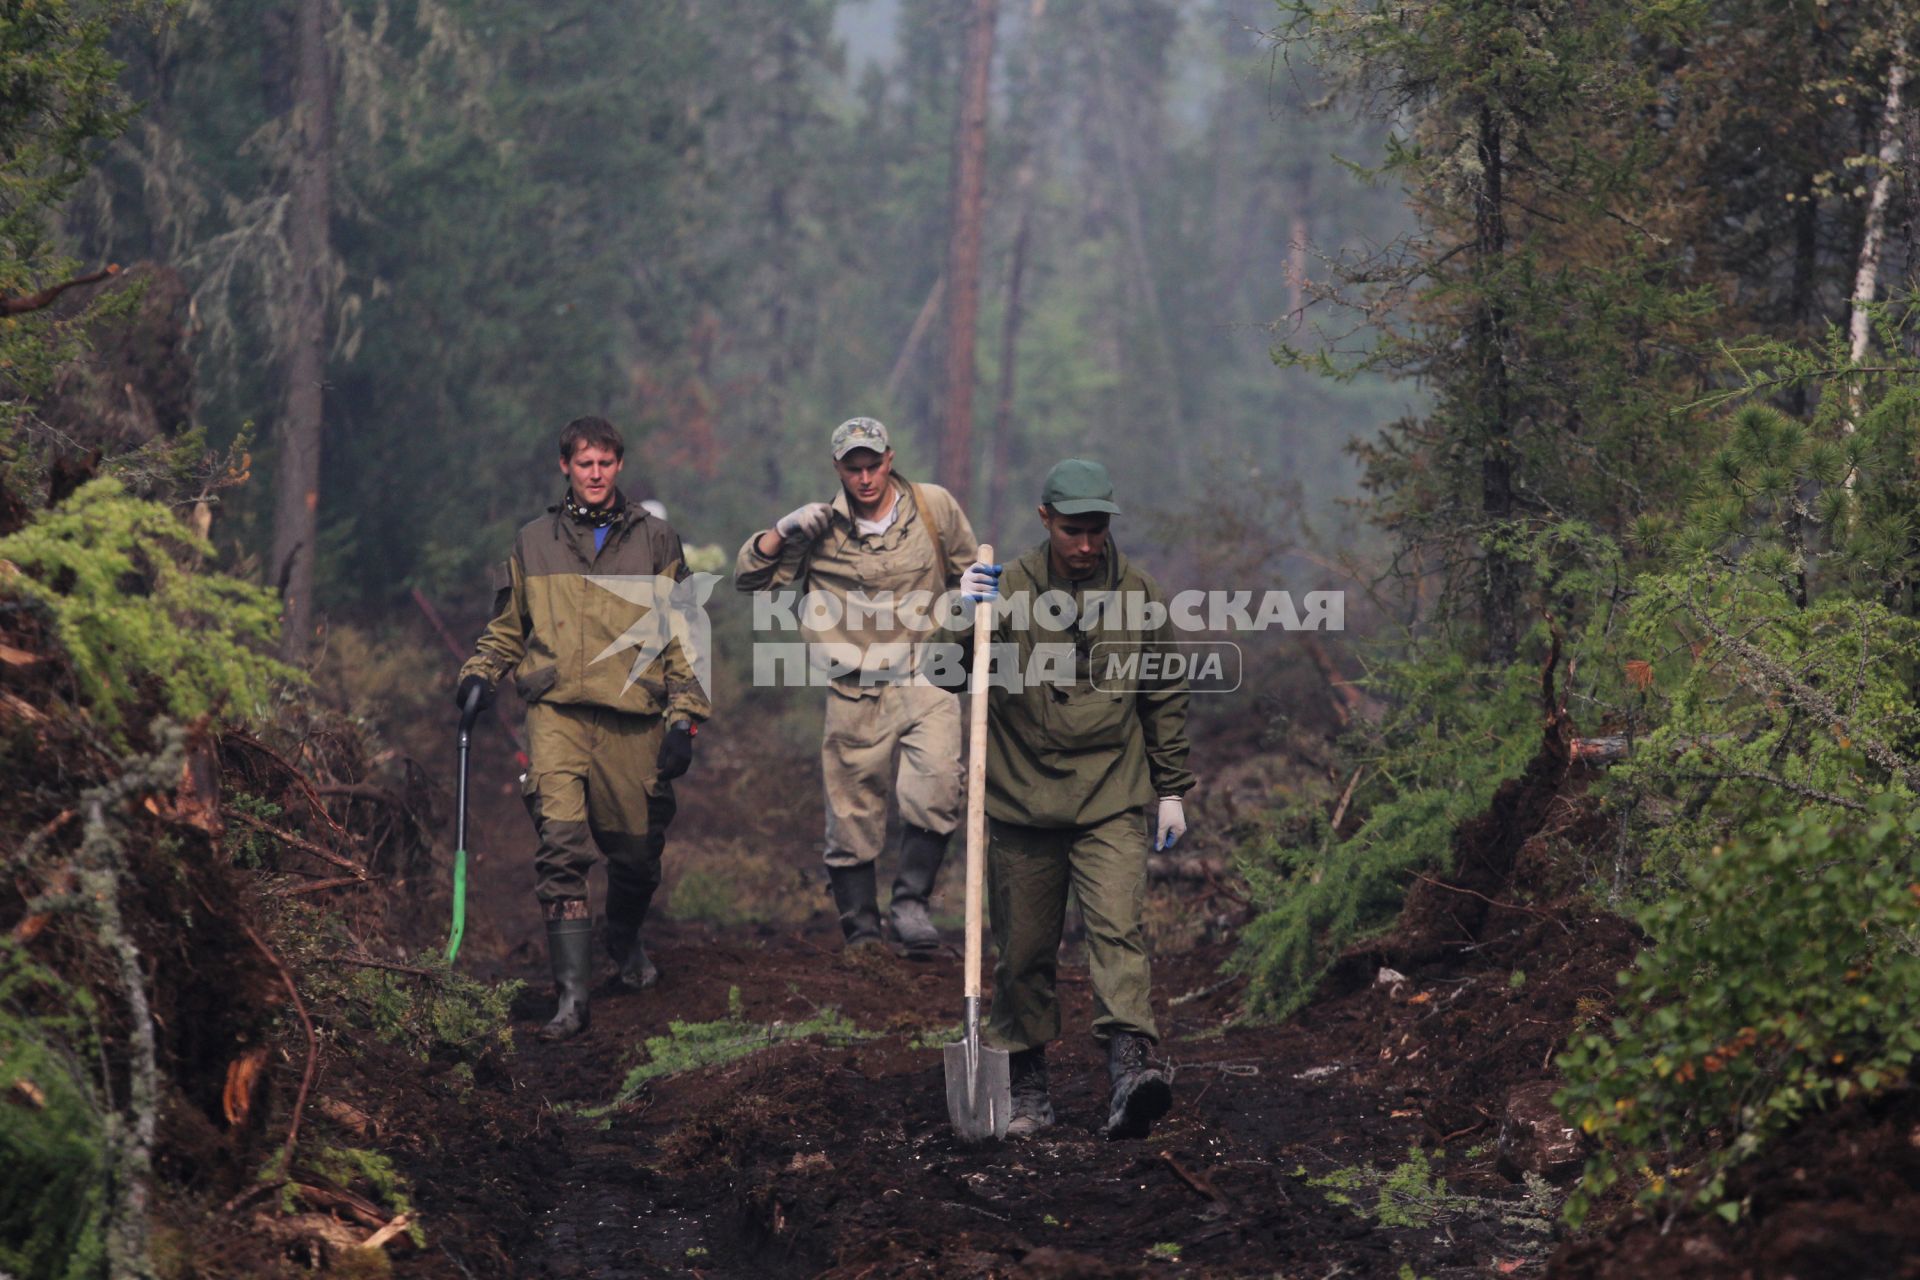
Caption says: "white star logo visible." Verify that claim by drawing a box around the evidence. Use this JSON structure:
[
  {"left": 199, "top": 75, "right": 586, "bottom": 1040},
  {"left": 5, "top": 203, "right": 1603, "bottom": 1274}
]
[{"left": 584, "top": 573, "right": 721, "bottom": 699}]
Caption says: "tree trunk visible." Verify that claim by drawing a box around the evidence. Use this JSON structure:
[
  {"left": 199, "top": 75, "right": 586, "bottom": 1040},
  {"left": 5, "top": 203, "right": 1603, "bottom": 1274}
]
[
  {"left": 1847, "top": 38, "right": 1907, "bottom": 422},
  {"left": 986, "top": 171, "right": 1036, "bottom": 544},
  {"left": 1084, "top": 5, "right": 1186, "bottom": 482},
  {"left": 272, "top": 0, "right": 333, "bottom": 662},
  {"left": 1475, "top": 102, "right": 1518, "bottom": 666},
  {"left": 937, "top": 0, "right": 998, "bottom": 509}
]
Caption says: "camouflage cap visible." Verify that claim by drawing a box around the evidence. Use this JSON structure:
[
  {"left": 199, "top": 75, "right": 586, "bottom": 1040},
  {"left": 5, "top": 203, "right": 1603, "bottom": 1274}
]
[{"left": 830, "top": 417, "right": 891, "bottom": 460}]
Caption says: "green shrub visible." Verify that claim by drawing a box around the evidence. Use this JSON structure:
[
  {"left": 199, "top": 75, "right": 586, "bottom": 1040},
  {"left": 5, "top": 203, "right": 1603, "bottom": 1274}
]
[
  {"left": 608, "top": 986, "right": 874, "bottom": 1107},
  {"left": 1556, "top": 799, "right": 1920, "bottom": 1226},
  {"left": 0, "top": 476, "right": 299, "bottom": 729},
  {"left": 1229, "top": 652, "right": 1544, "bottom": 1019},
  {"left": 0, "top": 964, "right": 109, "bottom": 1280},
  {"left": 309, "top": 961, "right": 521, "bottom": 1065}
]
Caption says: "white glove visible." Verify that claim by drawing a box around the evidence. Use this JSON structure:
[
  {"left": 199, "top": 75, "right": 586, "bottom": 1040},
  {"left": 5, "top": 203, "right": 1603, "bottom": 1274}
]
[
  {"left": 774, "top": 502, "right": 834, "bottom": 543},
  {"left": 1155, "top": 797, "right": 1187, "bottom": 851},
  {"left": 960, "top": 562, "right": 1002, "bottom": 601}
]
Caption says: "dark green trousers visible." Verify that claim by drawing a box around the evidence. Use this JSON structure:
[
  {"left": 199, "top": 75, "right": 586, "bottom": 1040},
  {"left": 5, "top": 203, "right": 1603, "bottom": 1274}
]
[{"left": 985, "top": 808, "right": 1158, "bottom": 1052}]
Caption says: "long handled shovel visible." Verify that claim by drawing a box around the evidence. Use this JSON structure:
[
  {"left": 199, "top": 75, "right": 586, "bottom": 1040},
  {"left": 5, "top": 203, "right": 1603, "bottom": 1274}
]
[
  {"left": 449, "top": 683, "right": 484, "bottom": 963},
  {"left": 945, "top": 545, "right": 1011, "bottom": 1142}
]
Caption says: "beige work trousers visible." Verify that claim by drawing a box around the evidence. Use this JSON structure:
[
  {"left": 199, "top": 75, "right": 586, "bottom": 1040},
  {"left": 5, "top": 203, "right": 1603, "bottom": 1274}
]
[{"left": 820, "top": 682, "right": 962, "bottom": 867}]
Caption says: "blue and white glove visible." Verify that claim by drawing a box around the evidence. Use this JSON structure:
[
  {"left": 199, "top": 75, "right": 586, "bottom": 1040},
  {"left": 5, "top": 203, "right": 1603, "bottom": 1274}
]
[
  {"left": 960, "top": 562, "right": 1002, "bottom": 602},
  {"left": 1155, "top": 797, "right": 1187, "bottom": 851}
]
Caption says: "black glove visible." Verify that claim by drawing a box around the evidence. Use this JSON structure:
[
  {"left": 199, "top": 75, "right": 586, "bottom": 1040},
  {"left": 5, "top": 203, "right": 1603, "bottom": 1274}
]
[
  {"left": 656, "top": 719, "right": 695, "bottom": 780},
  {"left": 455, "top": 674, "right": 494, "bottom": 713}
]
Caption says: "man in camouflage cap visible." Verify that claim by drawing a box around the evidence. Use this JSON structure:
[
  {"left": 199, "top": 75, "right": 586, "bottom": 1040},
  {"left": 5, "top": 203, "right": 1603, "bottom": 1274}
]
[
  {"left": 458, "top": 416, "right": 710, "bottom": 1041},
  {"left": 735, "top": 417, "right": 981, "bottom": 951}
]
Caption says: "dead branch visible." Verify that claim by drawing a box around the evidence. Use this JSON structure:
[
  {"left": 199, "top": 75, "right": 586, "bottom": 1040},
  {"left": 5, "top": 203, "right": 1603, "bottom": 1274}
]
[
  {"left": 1409, "top": 873, "right": 1570, "bottom": 934},
  {"left": 884, "top": 273, "right": 944, "bottom": 405},
  {"left": 410, "top": 586, "right": 529, "bottom": 754},
  {"left": 1683, "top": 589, "right": 1920, "bottom": 791},
  {"left": 1160, "top": 1150, "right": 1233, "bottom": 1208},
  {"left": 223, "top": 731, "right": 353, "bottom": 838},
  {"left": 240, "top": 920, "right": 318, "bottom": 1179},
  {"left": 324, "top": 953, "right": 431, "bottom": 977},
  {"left": 1672, "top": 771, "right": 1867, "bottom": 812},
  {"left": 1329, "top": 766, "right": 1364, "bottom": 830},
  {"left": 222, "top": 806, "right": 368, "bottom": 878},
  {"left": 292, "top": 1181, "right": 389, "bottom": 1230},
  {"left": 312, "top": 782, "right": 409, "bottom": 808},
  {"left": 0, "top": 264, "right": 119, "bottom": 316},
  {"left": 1299, "top": 633, "right": 1385, "bottom": 726},
  {"left": 362, "top": 1214, "right": 413, "bottom": 1251},
  {"left": 274, "top": 875, "right": 372, "bottom": 897}
]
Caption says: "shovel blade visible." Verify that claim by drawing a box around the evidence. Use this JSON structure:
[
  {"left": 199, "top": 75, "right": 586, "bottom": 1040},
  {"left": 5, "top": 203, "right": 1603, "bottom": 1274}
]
[{"left": 943, "top": 1037, "right": 1012, "bottom": 1142}]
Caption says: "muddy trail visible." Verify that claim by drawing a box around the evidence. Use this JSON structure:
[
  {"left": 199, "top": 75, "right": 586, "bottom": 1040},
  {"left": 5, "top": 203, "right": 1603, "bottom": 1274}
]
[
  {"left": 338, "top": 692, "right": 1615, "bottom": 1280},
  {"left": 410, "top": 921, "right": 1584, "bottom": 1280}
]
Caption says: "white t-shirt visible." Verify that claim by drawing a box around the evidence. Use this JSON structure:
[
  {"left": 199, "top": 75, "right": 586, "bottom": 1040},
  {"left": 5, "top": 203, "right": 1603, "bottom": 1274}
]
[{"left": 853, "top": 491, "right": 900, "bottom": 538}]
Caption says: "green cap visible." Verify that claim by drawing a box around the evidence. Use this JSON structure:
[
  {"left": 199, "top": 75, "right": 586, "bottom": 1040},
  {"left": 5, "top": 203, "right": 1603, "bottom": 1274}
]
[
  {"left": 1041, "top": 458, "right": 1121, "bottom": 516},
  {"left": 830, "top": 416, "right": 891, "bottom": 459}
]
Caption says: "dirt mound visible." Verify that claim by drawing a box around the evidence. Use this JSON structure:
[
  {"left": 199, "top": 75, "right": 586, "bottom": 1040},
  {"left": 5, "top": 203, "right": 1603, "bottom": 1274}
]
[{"left": 1551, "top": 1086, "right": 1920, "bottom": 1279}]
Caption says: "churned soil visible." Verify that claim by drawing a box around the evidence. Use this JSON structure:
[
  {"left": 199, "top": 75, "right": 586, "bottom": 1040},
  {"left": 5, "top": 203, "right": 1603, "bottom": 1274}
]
[
  {"left": 369, "top": 903, "right": 1637, "bottom": 1280},
  {"left": 338, "top": 690, "right": 1919, "bottom": 1278}
]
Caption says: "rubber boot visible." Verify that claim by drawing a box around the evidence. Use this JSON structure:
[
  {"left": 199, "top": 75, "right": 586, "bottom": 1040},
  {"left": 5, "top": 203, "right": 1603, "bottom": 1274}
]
[
  {"left": 888, "top": 824, "right": 949, "bottom": 952},
  {"left": 605, "top": 853, "right": 661, "bottom": 991},
  {"left": 827, "top": 862, "right": 884, "bottom": 949},
  {"left": 1005, "top": 1047, "right": 1056, "bottom": 1138},
  {"left": 1104, "top": 1030, "right": 1172, "bottom": 1140},
  {"left": 604, "top": 915, "right": 659, "bottom": 990},
  {"left": 538, "top": 917, "right": 593, "bottom": 1042}
]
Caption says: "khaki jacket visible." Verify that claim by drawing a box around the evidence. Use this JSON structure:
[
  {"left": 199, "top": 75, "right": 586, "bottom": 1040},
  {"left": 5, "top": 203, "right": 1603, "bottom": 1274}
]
[
  {"left": 461, "top": 496, "right": 711, "bottom": 721},
  {"left": 948, "top": 543, "right": 1194, "bottom": 829},
  {"left": 734, "top": 477, "right": 978, "bottom": 696}
]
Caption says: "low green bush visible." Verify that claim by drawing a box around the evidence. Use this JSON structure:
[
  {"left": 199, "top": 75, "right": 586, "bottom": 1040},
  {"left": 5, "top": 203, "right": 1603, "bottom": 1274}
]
[
  {"left": 0, "top": 476, "right": 298, "bottom": 730},
  {"left": 1557, "top": 799, "right": 1920, "bottom": 1226},
  {"left": 1229, "top": 652, "right": 1544, "bottom": 1019},
  {"left": 0, "top": 956, "right": 109, "bottom": 1280}
]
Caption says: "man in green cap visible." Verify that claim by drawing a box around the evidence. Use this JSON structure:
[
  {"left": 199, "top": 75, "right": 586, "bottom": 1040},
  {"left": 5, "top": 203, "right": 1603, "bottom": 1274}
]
[
  {"left": 458, "top": 416, "right": 710, "bottom": 1041},
  {"left": 942, "top": 457, "right": 1193, "bottom": 1140},
  {"left": 735, "top": 417, "right": 981, "bottom": 951}
]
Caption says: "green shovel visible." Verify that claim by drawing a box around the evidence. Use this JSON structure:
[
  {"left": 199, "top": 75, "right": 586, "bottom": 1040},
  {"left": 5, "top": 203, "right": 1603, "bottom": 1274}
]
[{"left": 449, "top": 682, "right": 485, "bottom": 963}]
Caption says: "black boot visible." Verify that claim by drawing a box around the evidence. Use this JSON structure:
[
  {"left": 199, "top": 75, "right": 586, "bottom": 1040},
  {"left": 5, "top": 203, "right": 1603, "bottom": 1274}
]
[
  {"left": 1006, "top": 1047, "right": 1055, "bottom": 1138},
  {"left": 827, "top": 862, "right": 884, "bottom": 949},
  {"left": 604, "top": 920, "right": 659, "bottom": 990},
  {"left": 539, "top": 917, "right": 593, "bottom": 1042},
  {"left": 888, "top": 824, "right": 949, "bottom": 952},
  {"left": 1104, "top": 1031, "right": 1172, "bottom": 1140},
  {"left": 605, "top": 854, "right": 662, "bottom": 991}
]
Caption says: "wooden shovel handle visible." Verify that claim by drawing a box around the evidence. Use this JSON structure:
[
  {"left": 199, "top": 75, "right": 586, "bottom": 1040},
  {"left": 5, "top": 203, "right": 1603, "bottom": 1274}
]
[{"left": 964, "top": 545, "right": 994, "bottom": 1001}]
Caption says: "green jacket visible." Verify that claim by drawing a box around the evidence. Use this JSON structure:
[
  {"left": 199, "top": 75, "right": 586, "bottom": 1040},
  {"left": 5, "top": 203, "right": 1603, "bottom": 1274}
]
[
  {"left": 957, "top": 543, "right": 1193, "bottom": 829},
  {"left": 460, "top": 494, "right": 711, "bottom": 722}
]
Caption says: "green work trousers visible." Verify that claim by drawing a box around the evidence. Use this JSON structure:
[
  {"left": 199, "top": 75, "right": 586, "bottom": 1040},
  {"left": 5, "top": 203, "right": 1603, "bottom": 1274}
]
[
  {"left": 522, "top": 701, "right": 670, "bottom": 909},
  {"left": 985, "top": 808, "right": 1158, "bottom": 1052}
]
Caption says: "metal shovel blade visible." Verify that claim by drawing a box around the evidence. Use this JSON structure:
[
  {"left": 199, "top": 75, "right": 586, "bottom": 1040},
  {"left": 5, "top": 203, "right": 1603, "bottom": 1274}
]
[{"left": 944, "top": 1021, "right": 1011, "bottom": 1142}]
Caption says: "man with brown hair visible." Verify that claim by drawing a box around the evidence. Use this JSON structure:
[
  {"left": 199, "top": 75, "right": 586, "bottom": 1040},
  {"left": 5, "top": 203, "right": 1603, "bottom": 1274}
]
[
  {"left": 458, "top": 416, "right": 710, "bottom": 1041},
  {"left": 735, "top": 417, "right": 979, "bottom": 951}
]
